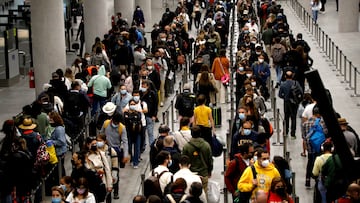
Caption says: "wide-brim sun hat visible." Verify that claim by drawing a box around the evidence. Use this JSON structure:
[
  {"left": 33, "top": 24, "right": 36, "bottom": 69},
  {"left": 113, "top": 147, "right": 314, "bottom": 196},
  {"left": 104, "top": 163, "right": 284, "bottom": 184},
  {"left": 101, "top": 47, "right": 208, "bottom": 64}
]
[
  {"left": 18, "top": 117, "right": 37, "bottom": 130},
  {"left": 102, "top": 102, "right": 116, "bottom": 115}
]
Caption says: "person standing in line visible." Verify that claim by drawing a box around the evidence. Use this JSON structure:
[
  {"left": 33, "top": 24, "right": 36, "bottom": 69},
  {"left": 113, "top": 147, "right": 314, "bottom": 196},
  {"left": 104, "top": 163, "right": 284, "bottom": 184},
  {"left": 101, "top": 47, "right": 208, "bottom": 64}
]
[{"left": 211, "top": 49, "right": 230, "bottom": 104}]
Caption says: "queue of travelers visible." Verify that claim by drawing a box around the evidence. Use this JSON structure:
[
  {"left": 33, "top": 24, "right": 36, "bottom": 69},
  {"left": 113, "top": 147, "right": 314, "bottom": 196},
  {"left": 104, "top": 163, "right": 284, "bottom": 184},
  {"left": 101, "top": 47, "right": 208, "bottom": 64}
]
[{"left": 1, "top": 0, "right": 360, "bottom": 203}]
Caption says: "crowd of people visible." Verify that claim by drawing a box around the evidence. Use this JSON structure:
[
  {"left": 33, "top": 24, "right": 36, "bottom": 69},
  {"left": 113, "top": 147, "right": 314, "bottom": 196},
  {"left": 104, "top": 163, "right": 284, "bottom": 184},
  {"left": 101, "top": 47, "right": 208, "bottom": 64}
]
[{"left": 1, "top": 0, "right": 360, "bottom": 203}]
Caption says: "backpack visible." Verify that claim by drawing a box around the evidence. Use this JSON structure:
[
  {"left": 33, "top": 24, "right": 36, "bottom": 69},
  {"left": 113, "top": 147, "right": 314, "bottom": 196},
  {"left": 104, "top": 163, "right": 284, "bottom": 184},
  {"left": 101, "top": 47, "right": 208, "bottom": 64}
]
[
  {"left": 34, "top": 141, "right": 50, "bottom": 171},
  {"left": 123, "top": 111, "right": 142, "bottom": 133},
  {"left": 321, "top": 154, "right": 350, "bottom": 201},
  {"left": 289, "top": 80, "right": 303, "bottom": 105},
  {"left": 144, "top": 170, "right": 170, "bottom": 198},
  {"left": 65, "top": 91, "right": 82, "bottom": 117},
  {"left": 272, "top": 47, "right": 284, "bottom": 63},
  {"left": 308, "top": 118, "right": 326, "bottom": 154},
  {"left": 259, "top": 117, "right": 273, "bottom": 139},
  {"left": 181, "top": 93, "right": 195, "bottom": 112},
  {"left": 103, "top": 119, "right": 124, "bottom": 135}
]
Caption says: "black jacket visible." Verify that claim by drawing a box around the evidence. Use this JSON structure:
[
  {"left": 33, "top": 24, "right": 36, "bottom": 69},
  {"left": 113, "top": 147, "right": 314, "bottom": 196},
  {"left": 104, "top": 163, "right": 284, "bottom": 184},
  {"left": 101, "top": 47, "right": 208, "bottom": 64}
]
[{"left": 141, "top": 89, "right": 158, "bottom": 118}]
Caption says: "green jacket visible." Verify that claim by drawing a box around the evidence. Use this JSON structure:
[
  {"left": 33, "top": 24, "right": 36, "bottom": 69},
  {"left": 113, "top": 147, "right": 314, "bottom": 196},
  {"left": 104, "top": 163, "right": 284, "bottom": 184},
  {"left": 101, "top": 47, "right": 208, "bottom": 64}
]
[{"left": 182, "top": 137, "right": 213, "bottom": 177}]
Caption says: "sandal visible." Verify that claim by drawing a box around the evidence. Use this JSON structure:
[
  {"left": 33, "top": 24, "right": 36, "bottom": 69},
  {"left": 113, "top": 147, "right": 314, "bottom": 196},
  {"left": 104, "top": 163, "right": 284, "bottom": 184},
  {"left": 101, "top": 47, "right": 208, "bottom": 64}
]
[{"left": 301, "top": 152, "right": 307, "bottom": 157}]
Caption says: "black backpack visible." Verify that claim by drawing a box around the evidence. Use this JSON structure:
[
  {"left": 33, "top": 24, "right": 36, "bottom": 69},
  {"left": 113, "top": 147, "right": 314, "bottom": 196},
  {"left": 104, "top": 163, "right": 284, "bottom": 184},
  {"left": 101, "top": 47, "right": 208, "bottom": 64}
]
[
  {"left": 289, "top": 81, "right": 303, "bottom": 105},
  {"left": 144, "top": 170, "right": 169, "bottom": 199},
  {"left": 65, "top": 91, "right": 82, "bottom": 117},
  {"left": 124, "top": 111, "right": 142, "bottom": 133}
]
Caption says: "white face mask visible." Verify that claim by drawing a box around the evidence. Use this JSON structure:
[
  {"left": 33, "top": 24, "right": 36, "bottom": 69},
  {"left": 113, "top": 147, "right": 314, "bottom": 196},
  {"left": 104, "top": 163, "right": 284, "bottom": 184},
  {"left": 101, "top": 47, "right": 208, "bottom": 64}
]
[
  {"left": 85, "top": 57, "right": 91, "bottom": 62},
  {"left": 160, "top": 38, "right": 166, "bottom": 42},
  {"left": 261, "top": 159, "right": 270, "bottom": 167},
  {"left": 246, "top": 50, "right": 251, "bottom": 53},
  {"left": 246, "top": 73, "right": 252, "bottom": 78},
  {"left": 78, "top": 63, "right": 82, "bottom": 67},
  {"left": 256, "top": 51, "right": 262, "bottom": 55},
  {"left": 251, "top": 81, "right": 256, "bottom": 86},
  {"left": 129, "top": 105, "right": 137, "bottom": 111},
  {"left": 147, "top": 66, "right": 153, "bottom": 70},
  {"left": 239, "top": 67, "right": 244, "bottom": 72},
  {"left": 258, "top": 59, "right": 264, "bottom": 63}
]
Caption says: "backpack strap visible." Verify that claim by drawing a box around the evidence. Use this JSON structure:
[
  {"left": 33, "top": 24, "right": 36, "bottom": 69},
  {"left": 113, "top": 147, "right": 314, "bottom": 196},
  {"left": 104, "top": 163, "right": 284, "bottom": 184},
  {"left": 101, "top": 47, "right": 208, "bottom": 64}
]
[
  {"left": 103, "top": 119, "right": 124, "bottom": 136},
  {"left": 166, "top": 194, "right": 176, "bottom": 203},
  {"left": 251, "top": 165, "right": 257, "bottom": 179},
  {"left": 180, "top": 194, "right": 188, "bottom": 202}
]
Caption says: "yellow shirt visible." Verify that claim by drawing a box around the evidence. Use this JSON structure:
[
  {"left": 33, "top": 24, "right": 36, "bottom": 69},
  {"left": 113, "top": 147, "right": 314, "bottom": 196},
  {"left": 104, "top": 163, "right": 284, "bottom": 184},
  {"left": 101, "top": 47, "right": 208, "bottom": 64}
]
[{"left": 194, "top": 105, "right": 211, "bottom": 127}]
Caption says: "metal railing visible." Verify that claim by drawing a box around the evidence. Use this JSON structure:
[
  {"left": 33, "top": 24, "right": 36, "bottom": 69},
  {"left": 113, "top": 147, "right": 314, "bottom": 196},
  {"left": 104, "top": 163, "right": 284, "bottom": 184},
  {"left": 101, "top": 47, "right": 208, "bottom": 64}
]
[{"left": 288, "top": 0, "right": 360, "bottom": 104}]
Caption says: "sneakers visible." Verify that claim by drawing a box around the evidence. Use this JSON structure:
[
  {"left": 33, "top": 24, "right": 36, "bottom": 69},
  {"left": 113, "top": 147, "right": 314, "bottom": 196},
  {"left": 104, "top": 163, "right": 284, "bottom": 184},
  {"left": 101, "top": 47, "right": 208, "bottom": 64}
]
[
  {"left": 133, "top": 165, "right": 139, "bottom": 169},
  {"left": 305, "top": 179, "right": 311, "bottom": 188},
  {"left": 160, "top": 102, "right": 164, "bottom": 107},
  {"left": 113, "top": 193, "right": 119, "bottom": 199}
]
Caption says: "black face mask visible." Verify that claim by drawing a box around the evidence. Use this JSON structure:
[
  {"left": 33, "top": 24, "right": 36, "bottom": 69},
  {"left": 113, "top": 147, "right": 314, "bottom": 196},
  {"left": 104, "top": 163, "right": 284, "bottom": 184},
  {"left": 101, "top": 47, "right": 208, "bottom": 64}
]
[
  {"left": 90, "top": 144, "right": 97, "bottom": 151},
  {"left": 275, "top": 187, "right": 286, "bottom": 197},
  {"left": 142, "top": 76, "right": 147, "bottom": 79},
  {"left": 50, "top": 123, "right": 57, "bottom": 127},
  {"left": 71, "top": 160, "right": 76, "bottom": 166}
]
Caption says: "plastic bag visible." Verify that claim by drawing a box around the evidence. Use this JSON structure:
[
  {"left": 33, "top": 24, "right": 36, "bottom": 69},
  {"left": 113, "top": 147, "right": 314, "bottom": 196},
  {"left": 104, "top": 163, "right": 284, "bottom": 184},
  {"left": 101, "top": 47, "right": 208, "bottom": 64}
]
[
  {"left": 46, "top": 140, "right": 58, "bottom": 164},
  {"left": 207, "top": 179, "right": 220, "bottom": 203}
]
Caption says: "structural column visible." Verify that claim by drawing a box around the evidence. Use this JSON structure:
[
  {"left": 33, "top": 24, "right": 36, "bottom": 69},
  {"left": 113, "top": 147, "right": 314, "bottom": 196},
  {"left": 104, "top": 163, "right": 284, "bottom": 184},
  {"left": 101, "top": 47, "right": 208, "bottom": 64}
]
[
  {"left": 338, "top": 0, "right": 359, "bottom": 32},
  {"left": 135, "top": 0, "right": 152, "bottom": 29},
  {"left": 114, "top": 0, "right": 135, "bottom": 25},
  {"left": 83, "top": 0, "right": 111, "bottom": 53},
  {"left": 31, "top": 0, "right": 66, "bottom": 96}
]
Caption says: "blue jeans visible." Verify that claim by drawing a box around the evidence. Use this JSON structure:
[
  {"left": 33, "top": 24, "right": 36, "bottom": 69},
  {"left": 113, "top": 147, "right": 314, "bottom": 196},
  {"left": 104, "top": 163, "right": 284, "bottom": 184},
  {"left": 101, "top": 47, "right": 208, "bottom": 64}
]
[
  {"left": 129, "top": 132, "right": 141, "bottom": 166},
  {"left": 275, "top": 64, "right": 282, "bottom": 83},
  {"left": 312, "top": 10, "right": 318, "bottom": 23},
  {"left": 91, "top": 94, "right": 107, "bottom": 116},
  {"left": 145, "top": 117, "right": 155, "bottom": 146},
  {"left": 317, "top": 179, "right": 327, "bottom": 203}
]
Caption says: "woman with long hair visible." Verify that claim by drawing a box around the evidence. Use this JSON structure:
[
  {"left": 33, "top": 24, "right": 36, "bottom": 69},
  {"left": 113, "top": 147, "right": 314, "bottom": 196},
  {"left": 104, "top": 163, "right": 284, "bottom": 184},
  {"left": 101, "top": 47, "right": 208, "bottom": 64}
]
[
  {"left": 66, "top": 177, "right": 96, "bottom": 203},
  {"left": 267, "top": 177, "right": 294, "bottom": 203},
  {"left": 195, "top": 70, "right": 217, "bottom": 106},
  {"left": 84, "top": 137, "right": 112, "bottom": 202}
]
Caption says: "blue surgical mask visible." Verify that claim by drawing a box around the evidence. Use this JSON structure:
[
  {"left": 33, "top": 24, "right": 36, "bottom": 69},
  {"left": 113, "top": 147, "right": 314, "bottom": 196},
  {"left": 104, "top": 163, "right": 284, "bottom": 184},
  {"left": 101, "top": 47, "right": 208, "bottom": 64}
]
[
  {"left": 133, "top": 96, "right": 140, "bottom": 102},
  {"left": 96, "top": 141, "right": 105, "bottom": 148},
  {"left": 238, "top": 113, "right": 246, "bottom": 120},
  {"left": 239, "top": 66, "right": 244, "bottom": 72},
  {"left": 59, "top": 184, "right": 66, "bottom": 192},
  {"left": 253, "top": 156, "right": 258, "bottom": 162},
  {"left": 129, "top": 105, "right": 136, "bottom": 111},
  {"left": 120, "top": 89, "right": 127, "bottom": 95},
  {"left": 167, "top": 159, "right": 173, "bottom": 167},
  {"left": 243, "top": 129, "right": 251, "bottom": 136},
  {"left": 52, "top": 197, "right": 62, "bottom": 203}
]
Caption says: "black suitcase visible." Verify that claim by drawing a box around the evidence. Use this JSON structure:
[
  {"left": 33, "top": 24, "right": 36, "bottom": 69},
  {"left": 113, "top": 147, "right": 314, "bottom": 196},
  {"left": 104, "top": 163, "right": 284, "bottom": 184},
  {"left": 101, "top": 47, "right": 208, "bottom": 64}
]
[{"left": 212, "top": 106, "right": 222, "bottom": 128}]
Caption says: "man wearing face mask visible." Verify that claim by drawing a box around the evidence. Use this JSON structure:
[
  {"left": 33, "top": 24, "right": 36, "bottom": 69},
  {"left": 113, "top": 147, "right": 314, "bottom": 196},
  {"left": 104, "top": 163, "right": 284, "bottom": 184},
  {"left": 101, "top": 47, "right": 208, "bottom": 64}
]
[
  {"left": 251, "top": 54, "right": 270, "bottom": 88},
  {"left": 249, "top": 44, "right": 269, "bottom": 66},
  {"left": 231, "top": 106, "right": 248, "bottom": 141},
  {"left": 152, "top": 50, "right": 168, "bottom": 107},
  {"left": 111, "top": 84, "right": 132, "bottom": 115},
  {"left": 140, "top": 80, "right": 159, "bottom": 149},
  {"left": 231, "top": 120, "right": 258, "bottom": 158},
  {"left": 225, "top": 143, "right": 254, "bottom": 201},
  {"left": 148, "top": 151, "right": 174, "bottom": 194},
  {"left": 146, "top": 59, "right": 161, "bottom": 93},
  {"left": 238, "top": 148, "right": 281, "bottom": 198}
]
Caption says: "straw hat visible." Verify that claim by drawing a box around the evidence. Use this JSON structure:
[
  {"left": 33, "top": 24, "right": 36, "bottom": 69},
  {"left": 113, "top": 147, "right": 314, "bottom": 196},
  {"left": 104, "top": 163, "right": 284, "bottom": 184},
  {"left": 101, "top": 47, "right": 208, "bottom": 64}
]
[
  {"left": 18, "top": 118, "right": 37, "bottom": 130},
  {"left": 102, "top": 102, "right": 117, "bottom": 115},
  {"left": 338, "top": 118, "right": 348, "bottom": 125}
]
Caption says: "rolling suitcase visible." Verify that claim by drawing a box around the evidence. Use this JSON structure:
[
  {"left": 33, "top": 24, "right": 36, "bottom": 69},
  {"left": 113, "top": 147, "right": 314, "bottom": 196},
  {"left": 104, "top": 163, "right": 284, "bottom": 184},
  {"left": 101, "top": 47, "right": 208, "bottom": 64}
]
[{"left": 212, "top": 106, "right": 222, "bottom": 128}]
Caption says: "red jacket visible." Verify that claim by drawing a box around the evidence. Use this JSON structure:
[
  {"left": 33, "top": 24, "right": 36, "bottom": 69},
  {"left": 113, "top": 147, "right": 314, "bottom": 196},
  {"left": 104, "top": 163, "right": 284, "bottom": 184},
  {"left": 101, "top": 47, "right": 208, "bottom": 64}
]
[
  {"left": 267, "top": 191, "right": 294, "bottom": 203},
  {"left": 224, "top": 153, "right": 248, "bottom": 194}
]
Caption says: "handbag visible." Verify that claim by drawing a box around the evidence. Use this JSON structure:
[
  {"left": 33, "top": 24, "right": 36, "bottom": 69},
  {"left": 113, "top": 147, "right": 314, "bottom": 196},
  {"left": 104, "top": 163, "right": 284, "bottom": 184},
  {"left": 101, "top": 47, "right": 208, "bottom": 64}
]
[
  {"left": 46, "top": 140, "right": 58, "bottom": 164},
  {"left": 217, "top": 58, "right": 229, "bottom": 86},
  {"left": 211, "top": 134, "right": 223, "bottom": 157}
]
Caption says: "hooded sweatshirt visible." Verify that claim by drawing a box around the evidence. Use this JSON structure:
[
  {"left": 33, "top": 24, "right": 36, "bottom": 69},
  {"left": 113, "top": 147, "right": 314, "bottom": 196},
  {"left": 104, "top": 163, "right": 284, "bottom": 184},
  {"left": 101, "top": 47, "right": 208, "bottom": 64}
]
[
  {"left": 238, "top": 161, "right": 280, "bottom": 197},
  {"left": 87, "top": 65, "right": 112, "bottom": 98},
  {"left": 182, "top": 137, "right": 213, "bottom": 177}
]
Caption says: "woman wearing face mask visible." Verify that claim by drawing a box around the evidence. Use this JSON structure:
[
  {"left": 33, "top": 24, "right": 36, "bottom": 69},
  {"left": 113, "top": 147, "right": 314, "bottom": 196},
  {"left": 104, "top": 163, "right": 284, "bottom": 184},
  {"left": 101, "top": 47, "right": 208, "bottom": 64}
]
[
  {"left": 123, "top": 99, "right": 143, "bottom": 168},
  {"left": 59, "top": 176, "right": 74, "bottom": 198},
  {"left": 66, "top": 177, "right": 96, "bottom": 203},
  {"left": 235, "top": 61, "right": 248, "bottom": 106},
  {"left": 51, "top": 186, "right": 67, "bottom": 203},
  {"left": 267, "top": 177, "right": 294, "bottom": 203},
  {"left": 85, "top": 137, "right": 112, "bottom": 202},
  {"left": 71, "top": 58, "right": 82, "bottom": 78}
]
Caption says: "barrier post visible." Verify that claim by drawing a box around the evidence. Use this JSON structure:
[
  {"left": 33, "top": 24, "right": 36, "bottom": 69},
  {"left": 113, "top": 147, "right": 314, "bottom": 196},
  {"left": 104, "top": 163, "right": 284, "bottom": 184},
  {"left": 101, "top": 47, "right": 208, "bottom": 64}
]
[
  {"left": 141, "top": 173, "right": 145, "bottom": 195},
  {"left": 321, "top": 30, "right": 325, "bottom": 52},
  {"left": 283, "top": 116, "right": 287, "bottom": 158},
  {"left": 346, "top": 62, "right": 354, "bottom": 90},
  {"left": 331, "top": 41, "right": 335, "bottom": 65},
  {"left": 162, "top": 112, "right": 166, "bottom": 124},
  {"left": 343, "top": 56, "right": 348, "bottom": 83},
  {"left": 351, "top": 67, "right": 360, "bottom": 97},
  {"left": 333, "top": 45, "right": 339, "bottom": 71},
  {"left": 170, "top": 100, "right": 175, "bottom": 130},
  {"left": 339, "top": 50, "right": 343, "bottom": 76},
  {"left": 292, "top": 172, "right": 296, "bottom": 195},
  {"left": 272, "top": 109, "right": 283, "bottom": 146},
  {"left": 223, "top": 147, "right": 228, "bottom": 203}
]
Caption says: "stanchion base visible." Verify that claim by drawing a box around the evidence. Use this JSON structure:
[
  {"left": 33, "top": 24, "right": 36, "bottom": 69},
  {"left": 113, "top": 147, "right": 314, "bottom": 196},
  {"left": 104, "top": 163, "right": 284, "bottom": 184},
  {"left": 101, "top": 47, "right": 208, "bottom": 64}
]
[
  {"left": 340, "top": 80, "right": 349, "bottom": 84},
  {"left": 336, "top": 73, "right": 344, "bottom": 77},
  {"left": 345, "top": 87, "right": 354, "bottom": 91},
  {"left": 272, "top": 142, "right": 284, "bottom": 146},
  {"left": 351, "top": 94, "right": 360, "bottom": 97}
]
